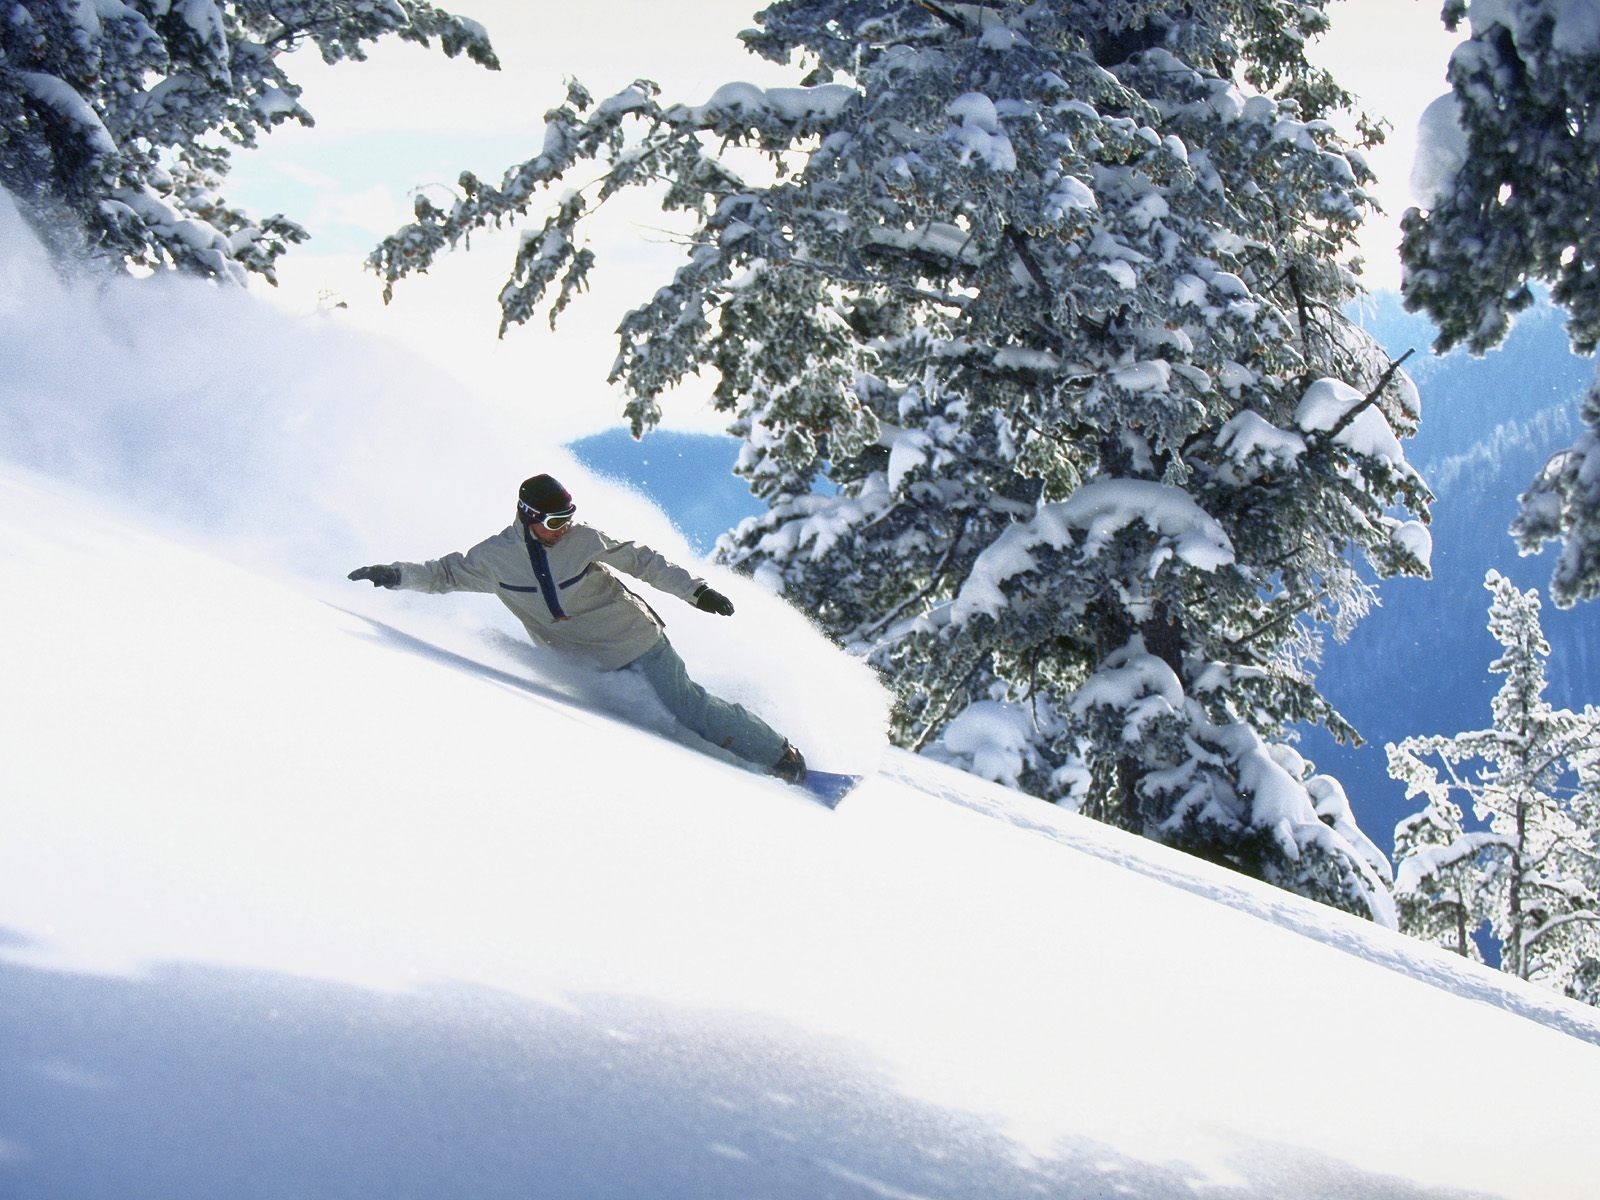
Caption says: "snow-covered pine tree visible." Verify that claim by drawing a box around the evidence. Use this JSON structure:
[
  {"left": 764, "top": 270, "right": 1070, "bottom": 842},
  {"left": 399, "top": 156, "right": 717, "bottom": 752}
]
[
  {"left": 1399, "top": 0, "right": 1600, "bottom": 607},
  {"left": 1570, "top": 733, "right": 1600, "bottom": 1003},
  {"left": 0, "top": 0, "right": 496, "bottom": 282},
  {"left": 1389, "top": 786, "right": 1487, "bottom": 963},
  {"left": 370, "top": 0, "right": 1429, "bottom": 921},
  {"left": 1388, "top": 572, "right": 1600, "bottom": 1002}
]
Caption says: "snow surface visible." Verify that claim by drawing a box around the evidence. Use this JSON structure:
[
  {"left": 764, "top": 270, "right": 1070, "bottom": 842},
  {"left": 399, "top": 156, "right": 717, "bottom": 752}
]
[
  {"left": 4, "top": 193, "right": 1600, "bottom": 1199},
  {"left": 945, "top": 91, "right": 1018, "bottom": 172},
  {"left": 1216, "top": 408, "right": 1308, "bottom": 473},
  {"left": 16, "top": 72, "right": 118, "bottom": 159},
  {"left": 1410, "top": 92, "right": 1469, "bottom": 208},
  {"left": 1297, "top": 376, "right": 1407, "bottom": 462},
  {"left": 676, "top": 81, "right": 859, "bottom": 127},
  {"left": 5, "top": 464, "right": 1600, "bottom": 1200},
  {"left": 1394, "top": 518, "right": 1436, "bottom": 570},
  {"left": 1465, "top": 0, "right": 1600, "bottom": 55},
  {"left": 954, "top": 479, "right": 1236, "bottom": 619},
  {"left": 1412, "top": 0, "right": 1600, "bottom": 206}
]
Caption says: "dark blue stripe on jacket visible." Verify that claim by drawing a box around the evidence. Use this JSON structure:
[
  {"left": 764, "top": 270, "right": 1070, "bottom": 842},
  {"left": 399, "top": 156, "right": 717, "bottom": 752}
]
[{"left": 521, "top": 527, "right": 566, "bottom": 619}]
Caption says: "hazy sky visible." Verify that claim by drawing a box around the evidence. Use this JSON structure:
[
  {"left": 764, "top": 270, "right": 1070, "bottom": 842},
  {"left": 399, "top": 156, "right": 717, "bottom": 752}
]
[{"left": 228, "top": 0, "right": 1462, "bottom": 441}]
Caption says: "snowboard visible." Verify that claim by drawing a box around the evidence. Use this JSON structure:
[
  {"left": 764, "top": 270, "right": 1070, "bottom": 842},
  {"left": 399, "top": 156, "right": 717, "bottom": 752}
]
[{"left": 800, "top": 769, "right": 864, "bottom": 808}]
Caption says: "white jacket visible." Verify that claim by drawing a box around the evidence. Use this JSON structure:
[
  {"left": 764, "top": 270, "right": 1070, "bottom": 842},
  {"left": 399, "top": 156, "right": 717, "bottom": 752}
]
[{"left": 391, "top": 523, "right": 706, "bottom": 670}]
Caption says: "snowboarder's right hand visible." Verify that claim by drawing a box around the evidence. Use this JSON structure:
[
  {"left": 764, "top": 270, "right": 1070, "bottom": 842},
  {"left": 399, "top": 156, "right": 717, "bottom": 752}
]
[
  {"left": 348, "top": 565, "right": 400, "bottom": 589},
  {"left": 694, "top": 585, "right": 735, "bottom": 616}
]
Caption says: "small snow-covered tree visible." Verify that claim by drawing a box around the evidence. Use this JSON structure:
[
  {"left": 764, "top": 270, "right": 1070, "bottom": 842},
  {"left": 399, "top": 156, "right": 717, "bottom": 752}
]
[
  {"left": 1569, "top": 735, "right": 1600, "bottom": 1002},
  {"left": 1388, "top": 572, "right": 1600, "bottom": 1001},
  {"left": 371, "top": 0, "right": 1429, "bottom": 921},
  {"left": 1389, "top": 787, "right": 1487, "bottom": 963},
  {"left": 1399, "top": 0, "right": 1600, "bottom": 606},
  {"left": 0, "top": 0, "right": 496, "bottom": 282}
]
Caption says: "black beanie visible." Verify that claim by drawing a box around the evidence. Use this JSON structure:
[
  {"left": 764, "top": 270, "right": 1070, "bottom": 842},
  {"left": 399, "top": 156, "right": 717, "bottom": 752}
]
[{"left": 518, "top": 474, "right": 573, "bottom": 515}]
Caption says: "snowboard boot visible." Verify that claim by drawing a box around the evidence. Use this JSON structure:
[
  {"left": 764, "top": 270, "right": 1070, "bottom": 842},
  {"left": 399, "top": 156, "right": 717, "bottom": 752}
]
[{"left": 769, "top": 741, "right": 808, "bottom": 785}]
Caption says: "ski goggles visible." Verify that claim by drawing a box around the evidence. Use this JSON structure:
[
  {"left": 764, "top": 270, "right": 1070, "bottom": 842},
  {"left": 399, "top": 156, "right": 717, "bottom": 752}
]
[{"left": 519, "top": 500, "right": 577, "bottom": 530}]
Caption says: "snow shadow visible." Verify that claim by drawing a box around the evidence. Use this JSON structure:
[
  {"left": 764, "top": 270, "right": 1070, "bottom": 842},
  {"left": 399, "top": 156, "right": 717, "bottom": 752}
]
[
  {"left": 333, "top": 607, "right": 750, "bottom": 768},
  {"left": 0, "top": 946, "right": 1492, "bottom": 1200},
  {"left": 335, "top": 606, "right": 607, "bottom": 710}
]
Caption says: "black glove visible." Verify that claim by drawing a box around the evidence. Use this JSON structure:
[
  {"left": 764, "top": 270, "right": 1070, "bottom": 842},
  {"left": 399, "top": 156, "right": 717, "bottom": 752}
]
[
  {"left": 694, "top": 585, "right": 734, "bottom": 616},
  {"left": 348, "top": 565, "right": 400, "bottom": 589}
]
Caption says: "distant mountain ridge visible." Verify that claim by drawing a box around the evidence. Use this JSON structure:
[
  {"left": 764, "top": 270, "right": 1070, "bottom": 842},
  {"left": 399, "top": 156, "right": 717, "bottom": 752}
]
[
  {"left": 1424, "top": 404, "right": 1575, "bottom": 495},
  {"left": 1306, "top": 292, "right": 1598, "bottom": 840}
]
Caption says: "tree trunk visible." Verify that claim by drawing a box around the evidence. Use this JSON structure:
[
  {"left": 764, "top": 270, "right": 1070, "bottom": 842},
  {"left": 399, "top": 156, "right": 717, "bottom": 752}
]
[{"left": 1509, "top": 792, "right": 1530, "bottom": 980}]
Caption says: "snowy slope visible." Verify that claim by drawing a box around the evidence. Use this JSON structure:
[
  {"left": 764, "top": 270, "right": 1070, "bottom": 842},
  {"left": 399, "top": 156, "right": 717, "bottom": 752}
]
[
  {"left": 3, "top": 466, "right": 1600, "bottom": 1200},
  {"left": 5, "top": 182, "right": 1600, "bottom": 1199}
]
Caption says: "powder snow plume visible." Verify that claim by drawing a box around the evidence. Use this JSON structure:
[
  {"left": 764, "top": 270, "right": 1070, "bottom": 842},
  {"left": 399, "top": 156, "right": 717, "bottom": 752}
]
[{"left": 0, "top": 190, "right": 889, "bottom": 767}]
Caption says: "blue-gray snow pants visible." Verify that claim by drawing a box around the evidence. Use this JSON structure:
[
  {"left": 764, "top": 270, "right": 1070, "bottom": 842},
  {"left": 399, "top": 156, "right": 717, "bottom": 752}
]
[{"left": 624, "top": 636, "right": 786, "bottom": 770}]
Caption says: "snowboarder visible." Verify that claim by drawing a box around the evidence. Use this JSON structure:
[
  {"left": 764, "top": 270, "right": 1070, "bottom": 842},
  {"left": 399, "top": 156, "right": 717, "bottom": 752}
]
[{"left": 347, "top": 473, "right": 807, "bottom": 784}]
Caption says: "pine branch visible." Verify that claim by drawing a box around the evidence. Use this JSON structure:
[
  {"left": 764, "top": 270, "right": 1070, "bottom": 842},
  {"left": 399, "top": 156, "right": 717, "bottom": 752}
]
[
  {"left": 1226, "top": 592, "right": 1322, "bottom": 652},
  {"left": 1524, "top": 910, "right": 1600, "bottom": 952},
  {"left": 1322, "top": 350, "right": 1415, "bottom": 445},
  {"left": 856, "top": 513, "right": 970, "bottom": 641},
  {"left": 911, "top": 648, "right": 991, "bottom": 752},
  {"left": 915, "top": 0, "right": 968, "bottom": 32},
  {"left": 1005, "top": 225, "right": 1057, "bottom": 308},
  {"left": 784, "top": 250, "right": 971, "bottom": 310}
]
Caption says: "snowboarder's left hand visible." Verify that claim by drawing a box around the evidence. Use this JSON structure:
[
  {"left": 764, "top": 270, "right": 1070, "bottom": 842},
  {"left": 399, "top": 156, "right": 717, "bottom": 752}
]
[{"left": 694, "top": 585, "right": 734, "bottom": 616}]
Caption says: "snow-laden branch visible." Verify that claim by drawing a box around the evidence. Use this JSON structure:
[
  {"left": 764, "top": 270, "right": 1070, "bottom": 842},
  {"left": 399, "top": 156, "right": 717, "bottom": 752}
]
[{"left": 1526, "top": 910, "right": 1600, "bottom": 953}]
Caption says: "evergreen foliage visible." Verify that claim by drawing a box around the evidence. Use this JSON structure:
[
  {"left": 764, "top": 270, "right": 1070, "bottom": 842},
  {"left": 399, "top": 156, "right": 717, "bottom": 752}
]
[
  {"left": 1388, "top": 571, "right": 1600, "bottom": 1005},
  {"left": 0, "top": 0, "right": 496, "bottom": 281},
  {"left": 370, "top": 0, "right": 1431, "bottom": 921},
  {"left": 1399, "top": 0, "right": 1600, "bottom": 606}
]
